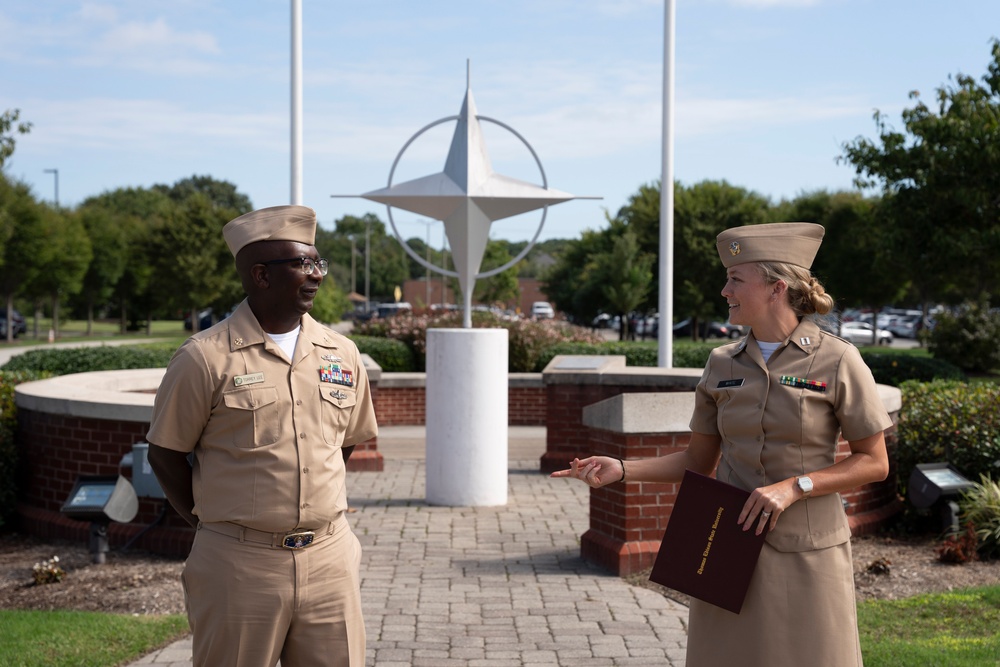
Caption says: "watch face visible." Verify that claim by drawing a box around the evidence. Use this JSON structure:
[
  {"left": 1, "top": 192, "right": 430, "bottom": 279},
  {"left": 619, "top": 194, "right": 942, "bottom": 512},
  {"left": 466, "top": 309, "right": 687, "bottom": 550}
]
[{"left": 799, "top": 477, "right": 813, "bottom": 494}]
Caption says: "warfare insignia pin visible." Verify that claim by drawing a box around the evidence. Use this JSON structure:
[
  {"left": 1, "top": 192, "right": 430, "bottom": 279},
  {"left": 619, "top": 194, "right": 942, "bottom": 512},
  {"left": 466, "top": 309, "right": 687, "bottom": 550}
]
[
  {"left": 330, "top": 390, "right": 347, "bottom": 401},
  {"left": 729, "top": 241, "right": 741, "bottom": 256}
]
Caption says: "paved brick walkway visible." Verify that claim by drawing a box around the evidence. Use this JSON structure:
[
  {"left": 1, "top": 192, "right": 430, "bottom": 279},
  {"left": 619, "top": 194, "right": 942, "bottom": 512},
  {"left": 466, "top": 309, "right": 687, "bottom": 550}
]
[{"left": 128, "top": 427, "right": 689, "bottom": 666}]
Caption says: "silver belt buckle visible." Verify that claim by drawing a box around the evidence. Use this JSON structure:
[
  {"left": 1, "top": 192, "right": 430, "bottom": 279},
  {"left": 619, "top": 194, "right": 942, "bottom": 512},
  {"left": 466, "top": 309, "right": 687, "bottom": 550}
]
[{"left": 282, "top": 531, "right": 315, "bottom": 549}]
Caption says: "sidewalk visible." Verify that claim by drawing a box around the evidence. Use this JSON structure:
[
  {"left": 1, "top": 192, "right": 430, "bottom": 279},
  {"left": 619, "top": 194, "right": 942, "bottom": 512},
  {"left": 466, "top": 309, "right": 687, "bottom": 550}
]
[{"left": 127, "top": 425, "right": 690, "bottom": 666}]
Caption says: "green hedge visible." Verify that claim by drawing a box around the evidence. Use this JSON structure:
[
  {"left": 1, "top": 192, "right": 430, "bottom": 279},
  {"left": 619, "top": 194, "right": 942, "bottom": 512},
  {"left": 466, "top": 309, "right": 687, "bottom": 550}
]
[
  {"left": 0, "top": 370, "right": 51, "bottom": 529},
  {"left": 896, "top": 380, "right": 1000, "bottom": 491},
  {"left": 350, "top": 335, "right": 415, "bottom": 373},
  {"left": 860, "top": 351, "right": 965, "bottom": 387},
  {"left": 533, "top": 341, "right": 716, "bottom": 372},
  {"left": 0, "top": 344, "right": 177, "bottom": 375}
]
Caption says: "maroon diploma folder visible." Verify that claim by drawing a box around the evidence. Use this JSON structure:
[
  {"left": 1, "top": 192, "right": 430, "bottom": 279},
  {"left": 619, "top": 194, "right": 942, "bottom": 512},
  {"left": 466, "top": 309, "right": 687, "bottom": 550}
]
[{"left": 649, "top": 470, "right": 768, "bottom": 614}]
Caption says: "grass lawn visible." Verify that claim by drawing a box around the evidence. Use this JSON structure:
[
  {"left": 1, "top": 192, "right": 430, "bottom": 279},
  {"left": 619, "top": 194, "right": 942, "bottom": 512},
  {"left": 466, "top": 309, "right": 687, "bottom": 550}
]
[
  {"left": 859, "top": 585, "right": 1000, "bottom": 666},
  {"left": 9, "top": 317, "right": 189, "bottom": 345},
  {"left": 0, "top": 587, "right": 997, "bottom": 665},
  {"left": 0, "top": 610, "right": 188, "bottom": 667}
]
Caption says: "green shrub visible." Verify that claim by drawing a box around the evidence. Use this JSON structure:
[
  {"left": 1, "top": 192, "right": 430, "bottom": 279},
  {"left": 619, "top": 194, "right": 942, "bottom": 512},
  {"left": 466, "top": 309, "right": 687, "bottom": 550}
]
[
  {"left": 0, "top": 370, "right": 51, "bottom": 529},
  {"left": 927, "top": 296, "right": 1000, "bottom": 372},
  {"left": 959, "top": 475, "right": 1000, "bottom": 560},
  {"left": 861, "top": 351, "right": 965, "bottom": 387},
  {"left": 532, "top": 341, "right": 716, "bottom": 372},
  {"left": 350, "top": 335, "right": 415, "bottom": 372},
  {"left": 896, "top": 380, "right": 1000, "bottom": 494},
  {"left": 0, "top": 344, "right": 177, "bottom": 376},
  {"left": 354, "top": 312, "right": 603, "bottom": 373}
]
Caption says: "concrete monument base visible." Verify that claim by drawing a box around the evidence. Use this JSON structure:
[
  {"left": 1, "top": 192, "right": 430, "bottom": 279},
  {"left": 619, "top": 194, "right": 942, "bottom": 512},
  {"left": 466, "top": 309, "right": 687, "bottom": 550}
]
[{"left": 425, "top": 328, "right": 509, "bottom": 506}]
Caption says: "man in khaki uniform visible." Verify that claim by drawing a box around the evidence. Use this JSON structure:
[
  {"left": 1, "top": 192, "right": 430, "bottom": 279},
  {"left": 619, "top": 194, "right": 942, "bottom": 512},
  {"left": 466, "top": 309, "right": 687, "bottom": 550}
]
[{"left": 147, "top": 205, "right": 377, "bottom": 667}]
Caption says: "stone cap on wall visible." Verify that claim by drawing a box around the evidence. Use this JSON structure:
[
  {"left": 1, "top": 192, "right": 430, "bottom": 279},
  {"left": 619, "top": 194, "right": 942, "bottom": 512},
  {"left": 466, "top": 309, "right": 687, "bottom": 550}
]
[
  {"left": 542, "top": 354, "right": 704, "bottom": 388},
  {"left": 582, "top": 392, "right": 696, "bottom": 433},
  {"left": 581, "top": 384, "right": 903, "bottom": 434},
  {"left": 14, "top": 354, "right": 382, "bottom": 423}
]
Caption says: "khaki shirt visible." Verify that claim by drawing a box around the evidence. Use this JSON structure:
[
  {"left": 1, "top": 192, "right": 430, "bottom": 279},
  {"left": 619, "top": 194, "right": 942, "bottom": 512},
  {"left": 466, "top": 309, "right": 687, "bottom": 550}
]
[
  {"left": 689, "top": 318, "right": 891, "bottom": 552},
  {"left": 147, "top": 300, "right": 378, "bottom": 532}
]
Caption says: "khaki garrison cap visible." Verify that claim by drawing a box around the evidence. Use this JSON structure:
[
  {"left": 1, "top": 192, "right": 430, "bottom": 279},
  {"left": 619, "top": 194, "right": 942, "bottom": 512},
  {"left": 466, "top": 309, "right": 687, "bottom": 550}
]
[
  {"left": 716, "top": 222, "right": 825, "bottom": 270},
  {"left": 223, "top": 205, "right": 317, "bottom": 257}
]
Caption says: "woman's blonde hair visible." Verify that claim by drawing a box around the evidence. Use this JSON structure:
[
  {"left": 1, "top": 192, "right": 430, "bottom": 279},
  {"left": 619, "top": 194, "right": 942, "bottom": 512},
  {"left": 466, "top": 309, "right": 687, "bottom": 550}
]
[{"left": 757, "top": 261, "right": 834, "bottom": 317}]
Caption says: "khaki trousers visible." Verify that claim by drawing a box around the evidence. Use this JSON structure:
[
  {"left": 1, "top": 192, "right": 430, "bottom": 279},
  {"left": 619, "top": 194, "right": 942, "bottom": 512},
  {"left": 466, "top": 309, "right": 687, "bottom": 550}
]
[{"left": 181, "top": 514, "right": 365, "bottom": 667}]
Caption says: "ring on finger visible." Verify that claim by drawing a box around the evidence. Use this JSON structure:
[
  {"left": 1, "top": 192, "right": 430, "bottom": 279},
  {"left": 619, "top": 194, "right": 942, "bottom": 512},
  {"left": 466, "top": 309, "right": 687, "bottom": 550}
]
[{"left": 761, "top": 511, "right": 771, "bottom": 518}]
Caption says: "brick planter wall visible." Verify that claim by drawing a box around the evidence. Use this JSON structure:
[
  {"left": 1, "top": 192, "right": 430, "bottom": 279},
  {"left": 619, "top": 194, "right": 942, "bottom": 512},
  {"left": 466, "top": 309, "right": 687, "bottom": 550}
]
[
  {"left": 12, "top": 369, "right": 544, "bottom": 555},
  {"left": 575, "top": 392, "right": 903, "bottom": 576}
]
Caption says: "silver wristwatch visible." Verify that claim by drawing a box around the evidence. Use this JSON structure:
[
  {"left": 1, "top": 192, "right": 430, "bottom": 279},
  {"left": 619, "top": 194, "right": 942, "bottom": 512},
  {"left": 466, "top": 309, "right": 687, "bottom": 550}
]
[{"left": 796, "top": 476, "right": 814, "bottom": 498}]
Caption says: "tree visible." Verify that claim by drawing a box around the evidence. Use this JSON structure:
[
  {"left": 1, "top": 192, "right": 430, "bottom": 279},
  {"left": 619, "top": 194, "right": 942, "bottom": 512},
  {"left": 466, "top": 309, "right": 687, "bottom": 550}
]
[
  {"left": 673, "top": 180, "right": 771, "bottom": 338},
  {"left": 0, "top": 175, "right": 47, "bottom": 342},
  {"left": 147, "top": 194, "right": 233, "bottom": 333},
  {"left": 326, "top": 213, "right": 409, "bottom": 303},
  {"left": 0, "top": 109, "right": 31, "bottom": 169},
  {"left": 840, "top": 39, "right": 1000, "bottom": 306},
  {"left": 469, "top": 240, "right": 520, "bottom": 308},
  {"left": 153, "top": 175, "right": 253, "bottom": 214},
  {"left": 542, "top": 227, "right": 615, "bottom": 325},
  {"left": 81, "top": 187, "right": 174, "bottom": 332},
  {"left": 596, "top": 227, "right": 654, "bottom": 340},
  {"left": 21, "top": 206, "right": 92, "bottom": 338},
  {"left": 74, "top": 203, "right": 130, "bottom": 334}
]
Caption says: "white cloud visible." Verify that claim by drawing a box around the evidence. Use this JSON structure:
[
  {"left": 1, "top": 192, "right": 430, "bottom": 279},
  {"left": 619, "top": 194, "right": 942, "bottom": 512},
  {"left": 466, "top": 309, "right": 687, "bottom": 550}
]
[{"left": 95, "top": 17, "right": 219, "bottom": 56}]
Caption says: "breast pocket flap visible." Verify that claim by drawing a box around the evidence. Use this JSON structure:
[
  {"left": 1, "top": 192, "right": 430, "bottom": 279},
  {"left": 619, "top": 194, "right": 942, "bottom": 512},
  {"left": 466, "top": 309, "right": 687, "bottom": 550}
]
[{"left": 223, "top": 386, "right": 279, "bottom": 411}]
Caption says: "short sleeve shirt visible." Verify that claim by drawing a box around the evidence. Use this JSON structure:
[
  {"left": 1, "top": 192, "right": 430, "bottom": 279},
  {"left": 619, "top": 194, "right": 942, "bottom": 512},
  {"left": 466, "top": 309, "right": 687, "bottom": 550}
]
[
  {"left": 689, "top": 318, "right": 892, "bottom": 551},
  {"left": 147, "top": 300, "right": 378, "bottom": 532}
]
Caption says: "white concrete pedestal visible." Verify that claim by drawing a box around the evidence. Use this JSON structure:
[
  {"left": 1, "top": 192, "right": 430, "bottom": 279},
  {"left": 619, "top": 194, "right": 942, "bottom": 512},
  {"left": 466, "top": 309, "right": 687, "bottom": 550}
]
[{"left": 425, "top": 328, "right": 508, "bottom": 506}]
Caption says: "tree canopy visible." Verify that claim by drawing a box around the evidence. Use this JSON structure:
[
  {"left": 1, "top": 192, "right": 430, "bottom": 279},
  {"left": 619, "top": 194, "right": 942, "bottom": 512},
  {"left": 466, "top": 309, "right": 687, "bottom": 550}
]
[{"left": 840, "top": 39, "right": 1000, "bottom": 306}]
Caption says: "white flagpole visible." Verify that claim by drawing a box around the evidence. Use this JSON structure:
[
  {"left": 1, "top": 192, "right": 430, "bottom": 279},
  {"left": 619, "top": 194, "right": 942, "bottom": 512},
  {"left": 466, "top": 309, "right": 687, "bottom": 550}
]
[
  {"left": 658, "top": 0, "right": 676, "bottom": 367},
  {"left": 290, "top": 0, "right": 303, "bottom": 204}
]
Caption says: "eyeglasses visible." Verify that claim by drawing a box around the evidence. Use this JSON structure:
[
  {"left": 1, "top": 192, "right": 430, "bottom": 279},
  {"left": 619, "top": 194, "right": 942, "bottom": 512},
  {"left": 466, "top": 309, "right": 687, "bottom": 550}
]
[{"left": 259, "top": 257, "right": 329, "bottom": 276}]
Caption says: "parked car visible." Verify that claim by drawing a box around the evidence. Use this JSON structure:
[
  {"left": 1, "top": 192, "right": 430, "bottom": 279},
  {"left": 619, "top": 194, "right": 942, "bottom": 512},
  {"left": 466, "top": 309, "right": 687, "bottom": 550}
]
[
  {"left": 839, "top": 321, "right": 893, "bottom": 346},
  {"left": 886, "top": 314, "right": 925, "bottom": 339},
  {"left": 0, "top": 309, "right": 27, "bottom": 338},
  {"left": 531, "top": 301, "right": 555, "bottom": 319},
  {"left": 672, "top": 319, "right": 742, "bottom": 339},
  {"left": 183, "top": 308, "right": 215, "bottom": 331}
]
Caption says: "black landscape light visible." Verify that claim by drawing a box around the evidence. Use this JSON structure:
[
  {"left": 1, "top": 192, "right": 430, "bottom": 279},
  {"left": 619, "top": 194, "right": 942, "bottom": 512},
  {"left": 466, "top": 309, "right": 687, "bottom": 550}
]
[
  {"left": 908, "top": 463, "right": 975, "bottom": 534},
  {"left": 60, "top": 475, "right": 138, "bottom": 564}
]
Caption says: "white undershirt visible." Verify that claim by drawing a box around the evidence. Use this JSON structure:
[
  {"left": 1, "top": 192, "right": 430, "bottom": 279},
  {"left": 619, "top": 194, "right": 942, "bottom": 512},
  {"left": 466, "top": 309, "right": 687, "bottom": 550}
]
[
  {"left": 757, "top": 341, "right": 781, "bottom": 363},
  {"left": 267, "top": 326, "right": 301, "bottom": 362}
]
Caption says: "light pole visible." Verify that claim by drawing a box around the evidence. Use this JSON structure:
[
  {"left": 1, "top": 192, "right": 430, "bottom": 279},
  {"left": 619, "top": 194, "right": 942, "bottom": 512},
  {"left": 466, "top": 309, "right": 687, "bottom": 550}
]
[
  {"left": 349, "top": 235, "right": 357, "bottom": 295},
  {"left": 364, "top": 218, "right": 371, "bottom": 314},
  {"left": 44, "top": 168, "right": 59, "bottom": 208}
]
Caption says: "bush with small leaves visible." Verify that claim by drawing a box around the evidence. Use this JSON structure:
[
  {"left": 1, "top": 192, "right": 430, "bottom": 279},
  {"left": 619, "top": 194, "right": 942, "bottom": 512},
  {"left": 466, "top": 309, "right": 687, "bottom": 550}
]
[{"left": 959, "top": 475, "right": 1000, "bottom": 560}]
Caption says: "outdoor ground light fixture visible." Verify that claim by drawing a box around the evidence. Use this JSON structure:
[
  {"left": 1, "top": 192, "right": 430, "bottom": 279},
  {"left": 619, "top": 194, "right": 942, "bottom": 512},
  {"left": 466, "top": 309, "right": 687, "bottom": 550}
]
[
  {"left": 60, "top": 475, "right": 138, "bottom": 563},
  {"left": 908, "top": 463, "right": 975, "bottom": 534}
]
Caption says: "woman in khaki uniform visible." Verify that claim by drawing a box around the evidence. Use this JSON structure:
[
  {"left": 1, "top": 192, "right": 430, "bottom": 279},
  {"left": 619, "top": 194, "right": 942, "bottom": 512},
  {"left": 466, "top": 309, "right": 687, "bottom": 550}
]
[{"left": 553, "top": 222, "right": 891, "bottom": 666}]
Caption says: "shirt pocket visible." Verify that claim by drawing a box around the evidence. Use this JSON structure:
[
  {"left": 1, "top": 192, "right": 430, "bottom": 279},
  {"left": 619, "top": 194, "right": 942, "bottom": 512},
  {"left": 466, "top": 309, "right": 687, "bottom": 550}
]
[
  {"left": 221, "top": 386, "right": 281, "bottom": 448},
  {"left": 319, "top": 386, "right": 358, "bottom": 444}
]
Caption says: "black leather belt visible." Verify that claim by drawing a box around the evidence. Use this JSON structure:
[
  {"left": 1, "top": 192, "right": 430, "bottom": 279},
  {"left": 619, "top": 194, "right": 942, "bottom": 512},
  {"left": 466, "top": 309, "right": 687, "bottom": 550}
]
[{"left": 199, "top": 521, "right": 335, "bottom": 550}]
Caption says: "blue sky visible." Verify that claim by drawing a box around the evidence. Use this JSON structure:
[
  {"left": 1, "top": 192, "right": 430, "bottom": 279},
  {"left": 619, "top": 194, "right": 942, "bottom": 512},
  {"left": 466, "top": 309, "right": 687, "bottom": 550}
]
[{"left": 3, "top": 0, "right": 999, "bottom": 246}]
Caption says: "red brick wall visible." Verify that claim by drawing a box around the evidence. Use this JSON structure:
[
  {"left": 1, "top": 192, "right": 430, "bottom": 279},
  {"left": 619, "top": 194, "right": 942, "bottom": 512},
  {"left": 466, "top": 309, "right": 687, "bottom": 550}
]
[
  {"left": 541, "top": 383, "right": 685, "bottom": 473},
  {"left": 579, "top": 423, "right": 901, "bottom": 575},
  {"left": 373, "top": 385, "right": 547, "bottom": 426}
]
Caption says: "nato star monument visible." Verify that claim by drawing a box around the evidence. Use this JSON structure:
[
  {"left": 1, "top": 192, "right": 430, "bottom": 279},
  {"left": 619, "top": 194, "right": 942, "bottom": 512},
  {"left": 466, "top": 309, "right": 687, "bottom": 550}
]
[{"left": 339, "top": 67, "right": 593, "bottom": 505}]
